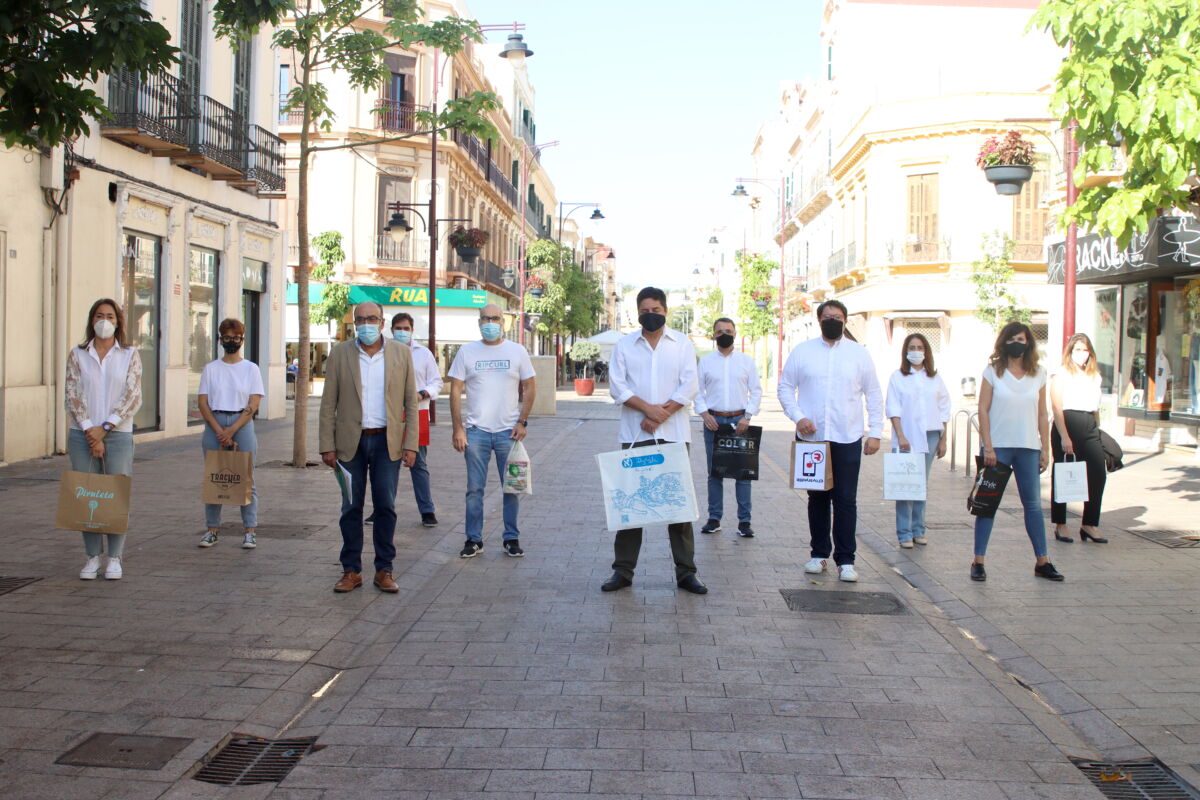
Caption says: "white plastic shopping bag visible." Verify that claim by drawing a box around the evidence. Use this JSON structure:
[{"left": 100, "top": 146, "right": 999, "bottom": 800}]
[
  {"left": 1053, "top": 456, "right": 1089, "bottom": 503},
  {"left": 596, "top": 442, "right": 698, "bottom": 531},
  {"left": 502, "top": 440, "right": 532, "bottom": 495},
  {"left": 883, "top": 451, "right": 927, "bottom": 501}
]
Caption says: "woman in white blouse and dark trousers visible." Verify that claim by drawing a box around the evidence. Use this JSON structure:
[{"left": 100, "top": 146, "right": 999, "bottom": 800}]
[
  {"left": 972, "top": 322, "right": 1063, "bottom": 583},
  {"left": 1050, "top": 334, "right": 1108, "bottom": 543},
  {"left": 197, "top": 318, "right": 265, "bottom": 549},
  {"left": 886, "top": 333, "right": 950, "bottom": 549},
  {"left": 64, "top": 298, "right": 143, "bottom": 580}
]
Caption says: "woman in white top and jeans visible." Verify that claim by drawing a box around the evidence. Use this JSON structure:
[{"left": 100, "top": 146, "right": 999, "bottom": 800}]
[
  {"left": 1050, "top": 333, "right": 1107, "bottom": 543},
  {"left": 197, "top": 318, "right": 265, "bottom": 549},
  {"left": 972, "top": 322, "right": 1063, "bottom": 583},
  {"left": 886, "top": 333, "right": 950, "bottom": 548},
  {"left": 64, "top": 298, "right": 143, "bottom": 580}
]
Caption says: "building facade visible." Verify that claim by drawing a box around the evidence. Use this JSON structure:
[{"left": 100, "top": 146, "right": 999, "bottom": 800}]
[{"left": 0, "top": 0, "right": 287, "bottom": 464}]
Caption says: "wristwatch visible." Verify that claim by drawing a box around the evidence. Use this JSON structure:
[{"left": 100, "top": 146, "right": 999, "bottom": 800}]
[
  {"left": 517, "top": 419, "right": 528, "bottom": 427},
  {"left": 101, "top": 422, "right": 114, "bottom": 432}
]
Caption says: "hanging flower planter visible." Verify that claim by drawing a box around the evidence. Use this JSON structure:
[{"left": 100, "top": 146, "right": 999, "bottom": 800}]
[
  {"left": 529, "top": 286, "right": 544, "bottom": 298},
  {"left": 977, "top": 131, "right": 1037, "bottom": 195},
  {"left": 454, "top": 245, "right": 482, "bottom": 263},
  {"left": 447, "top": 226, "right": 489, "bottom": 264}
]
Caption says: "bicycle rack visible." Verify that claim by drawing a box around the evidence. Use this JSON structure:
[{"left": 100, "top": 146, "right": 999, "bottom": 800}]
[{"left": 949, "top": 409, "right": 979, "bottom": 477}]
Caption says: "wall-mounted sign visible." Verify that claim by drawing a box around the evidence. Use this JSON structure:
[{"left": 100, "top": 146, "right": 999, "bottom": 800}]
[{"left": 1048, "top": 216, "right": 1200, "bottom": 285}]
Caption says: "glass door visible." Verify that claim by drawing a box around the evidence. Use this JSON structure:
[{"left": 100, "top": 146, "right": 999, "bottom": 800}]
[
  {"left": 188, "top": 247, "right": 219, "bottom": 423},
  {"left": 241, "top": 258, "right": 266, "bottom": 365},
  {"left": 122, "top": 232, "right": 161, "bottom": 431}
]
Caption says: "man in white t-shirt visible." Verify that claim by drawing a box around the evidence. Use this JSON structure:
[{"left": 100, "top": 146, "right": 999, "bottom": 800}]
[{"left": 448, "top": 303, "right": 536, "bottom": 559}]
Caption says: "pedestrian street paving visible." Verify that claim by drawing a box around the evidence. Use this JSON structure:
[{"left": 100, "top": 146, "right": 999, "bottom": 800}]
[{"left": 1, "top": 391, "right": 1197, "bottom": 798}]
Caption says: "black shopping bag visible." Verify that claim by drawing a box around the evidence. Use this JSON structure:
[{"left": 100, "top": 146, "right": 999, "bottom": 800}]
[
  {"left": 710, "top": 425, "right": 761, "bottom": 481},
  {"left": 967, "top": 457, "right": 1013, "bottom": 518}
]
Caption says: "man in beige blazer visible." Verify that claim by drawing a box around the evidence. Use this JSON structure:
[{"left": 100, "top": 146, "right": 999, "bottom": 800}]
[{"left": 319, "top": 301, "right": 419, "bottom": 594}]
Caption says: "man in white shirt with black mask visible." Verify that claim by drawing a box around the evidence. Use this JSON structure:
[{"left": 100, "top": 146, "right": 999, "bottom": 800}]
[
  {"left": 778, "top": 299, "right": 883, "bottom": 582},
  {"left": 603, "top": 287, "right": 706, "bottom": 595},
  {"left": 696, "top": 317, "right": 762, "bottom": 538}
]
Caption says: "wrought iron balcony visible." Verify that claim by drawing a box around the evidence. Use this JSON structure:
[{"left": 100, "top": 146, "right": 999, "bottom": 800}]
[
  {"left": 244, "top": 124, "right": 285, "bottom": 196},
  {"left": 487, "top": 162, "right": 518, "bottom": 208},
  {"left": 450, "top": 129, "right": 518, "bottom": 210},
  {"left": 525, "top": 204, "right": 550, "bottom": 240},
  {"left": 374, "top": 235, "right": 428, "bottom": 268},
  {"left": 903, "top": 239, "right": 948, "bottom": 263},
  {"left": 103, "top": 69, "right": 192, "bottom": 150},
  {"left": 188, "top": 94, "right": 248, "bottom": 175},
  {"left": 827, "top": 247, "right": 847, "bottom": 282},
  {"left": 452, "top": 258, "right": 515, "bottom": 295},
  {"left": 374, "top": 98, "right": 422, "bottom": 133}
]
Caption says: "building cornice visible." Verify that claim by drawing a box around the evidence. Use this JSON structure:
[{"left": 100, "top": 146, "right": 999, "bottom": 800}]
[{"left": 832, "top": 120, "right": 1031, "bottom": 181}]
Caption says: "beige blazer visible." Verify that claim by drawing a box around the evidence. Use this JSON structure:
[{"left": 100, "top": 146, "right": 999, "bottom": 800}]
[{"left": 318, "top": 339, "right": 420, "bottom": 461}]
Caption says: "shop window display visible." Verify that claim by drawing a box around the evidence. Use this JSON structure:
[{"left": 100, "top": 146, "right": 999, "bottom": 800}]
[
  {"left": 1119, "top": 285, "right": 1149, "bottom": 409},
  {"left": 1168, "top": 276, "right": 1200, "bottom": 417},
  {"left": 1093, "top": 288, "right": 1118, "bottom": 394}
]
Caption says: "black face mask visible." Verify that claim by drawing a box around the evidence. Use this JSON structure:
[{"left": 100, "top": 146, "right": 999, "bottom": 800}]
[
  {"left": 221, "top": 341, "right": 243, "bottom": 355},
  {"left": 714, "top": 333, "right": 735, "bottom": 349},
  {"left": 1004, "top": 341, "right": 1028, "bottom": 359},
  {"left": 639, "top": 313, "right": 666, "bottom": 333},
  {"left": 820, "top": 319, "right": 844, "bottom": 341}
]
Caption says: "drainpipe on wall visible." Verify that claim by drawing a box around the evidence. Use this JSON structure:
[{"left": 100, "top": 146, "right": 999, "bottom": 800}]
[{"left": 53, "top": 207, "right": 71, "bottom": 455}]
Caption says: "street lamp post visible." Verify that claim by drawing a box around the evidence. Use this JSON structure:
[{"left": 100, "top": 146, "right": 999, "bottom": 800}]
[
  {"left": 517, "top": 140, "right": 560, "bottom": 347},
  {"left": 732, "top": 177, "right": 787, "bottom": 380}
]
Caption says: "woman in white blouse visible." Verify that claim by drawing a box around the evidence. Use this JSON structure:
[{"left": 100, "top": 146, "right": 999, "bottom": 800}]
[
  {"left": 886, "top": 333, "right": 950, "bottom": 548},
  {"left": 64, "top": 298, "right": 143, "bottom": 580},
  {"left": 1049, "top": 334, "right": 1107, "bottom": 543},
  {"left": 972, "top": 322, "right": 1063, "bottom": 583},
  {"left": 197, "top": 318, "right": 265, "bottom": 550}
]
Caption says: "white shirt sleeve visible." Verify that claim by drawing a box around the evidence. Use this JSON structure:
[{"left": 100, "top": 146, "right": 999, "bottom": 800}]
[
  {"left": 936, "top": 375, "right": 951, "bottom": 423},
  {"left": 247, "top": 361, "right": 266, "bottom": 397},
  {"left": 693, "top": 357, "right": 709, "bottom": 415},
  {"left": 862, "top": 352, "right": 884, "bottom": 439},
  {"left": 198, "top": 362, "right": 213, "bottom": 397},
  {"left": 745, "top": 357, "right": 763, "bottom": 416},
  {"left": 518, "top": 349, "right": 536, "bottom": 380},
  {"left": 777, "top": 347, "right": 805, "bottom": 423},
  {"left": 671, "top": 340, "right": 699, "bottom": 407},
  {"left": 885, "top": 371, "right": 903, "bottom": 420},
  {"left": 447, "top": 349, "right": 468, "bottom": 382},
  {"left": 608, "top": 341, "right": 634, "bottom": 406},
  {"left": 420, "top": 353, "right": 443, "bottom": 397}
]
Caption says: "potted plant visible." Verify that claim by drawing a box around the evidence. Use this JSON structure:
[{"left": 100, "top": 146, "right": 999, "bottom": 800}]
[
  {"left": 526, "top": 273, "right": 546, "bottom": 299},
  {"left": 977, "top": 130, "right": 1036, "bottom": 195},
  {"left": 448, "top": 226, "right": 489, "bottom": 263},
  {"left": 568, "top": 340, "right": 601, "bottom": 396}
]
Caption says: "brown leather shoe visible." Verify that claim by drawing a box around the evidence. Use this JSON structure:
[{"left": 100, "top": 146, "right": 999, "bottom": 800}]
[
  {"left": 333, "top": 571, "right": 362, "bottom": 593},
  {"left": 373, "top": 569, "right": 399, "bottom": 593}
]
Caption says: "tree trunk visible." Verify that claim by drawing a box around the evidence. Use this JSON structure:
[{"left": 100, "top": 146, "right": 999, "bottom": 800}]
[{"left": 292, "top": 56, "right": 314, "bottom": 468}]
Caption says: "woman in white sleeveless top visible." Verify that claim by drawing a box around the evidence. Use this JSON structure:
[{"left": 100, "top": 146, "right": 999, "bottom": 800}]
[{"left": 1049, "top": 334, "right": 1107, "bottom": 543}]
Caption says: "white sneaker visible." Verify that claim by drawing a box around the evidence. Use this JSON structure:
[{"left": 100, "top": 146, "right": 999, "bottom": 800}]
[
  {"left": 198, "top": 530, "right": 218, "bottom": 548},
  {"left": 79, "top": 556, "right": 102, "bottom": 580},
  {"left": 839, "top": 565, "right": 859, "bottom": 582},
  {"left": 804, "top": 558, "right": 828, "bottom": 574},
  {"left": 899, "top": 540, "right": 915, "bottom": 549},
  {"left": 242, "top": 532, "right": 257, "bottom": 549},
  {"left": 104, "top": 557, "right": 123, "bottom": 580}
]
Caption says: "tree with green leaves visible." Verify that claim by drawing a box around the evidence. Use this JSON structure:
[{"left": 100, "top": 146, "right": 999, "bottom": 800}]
[
  {"left": 524, "top": 239, "right": 605, "bottom": 381},
  {"left": 736, "top": 252, "right": 778, "bottom": 340},
  {"left": 694, "top": 286, "right": 724, "bottom": 334},
  {"left": 971, "top": 232, "right": 1032, "bottom": 331},
  {"left": 310, "top": 231, "right": 351, "bottom": 328},
  {"left": 1031, "top": 0, "right": 1200, "bottom": 245},
  {"left": 277, "top": 0, "right": 499, "bottom": 467},
  {"left": 668, "top": 306, "right": 694, "bottom": 335}
]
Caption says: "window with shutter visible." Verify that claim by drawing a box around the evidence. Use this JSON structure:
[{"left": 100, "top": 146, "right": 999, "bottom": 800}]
[
  {"left": 179, "top": 0, "right": 203, "bottom": 94},
  {"left": 905, "top": 173, "right": 939, "bottom": 261},
  {"left": 1011, "top": 170, "right": 1048, "bottom": 261},
  {"left": 233, "top": 38, "right": 252, "bottom": 121}
]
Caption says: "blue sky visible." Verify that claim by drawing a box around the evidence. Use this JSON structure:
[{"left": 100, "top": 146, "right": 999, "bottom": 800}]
[{"left": 466, "top": 0, "right": 823, "bottom": 288}]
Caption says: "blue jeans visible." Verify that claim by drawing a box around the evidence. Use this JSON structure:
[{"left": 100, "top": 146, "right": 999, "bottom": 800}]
[
  {"left": 807, "top": 439, "right": 863, "bottom": 565},
  {"left": 202, "top": 412, "right": 258, "bottom": 529},
  {"left": 895, "top": 429, "right": 942, "bottom": 542},
  {"left": 464, "top": 427, "right": 520, "bottom": 543},
  {"left": 68, "top": 427, "right": 133, "bottom": 558},
  {"left": 409, "top": 445, "right": 434, "bottom": 514},
  {"left": 973, "top": 446, "right": 1047, "bottom": 558},
  {"left": 702, "top": 416, "right": 752, "bottom": 523},
  {"left": 338, "top": 432, "right": 401, "bottom": 573}
]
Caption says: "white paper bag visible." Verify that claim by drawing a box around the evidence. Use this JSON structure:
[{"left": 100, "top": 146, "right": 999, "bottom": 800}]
[
  {"left": 596, "top": 442, "right": 698, "bottom": 531},
  {"left": 503, "top": 440, "right": 532, "bottom": 495},
  {"left": 883, "top": 451, "right": 927, "bottom": 501},
  {"left": 1053, "top": 457, "right": 1089, "bottom": 503},
  {"left": 789, "top": 441, "right": 834, "bottom": 492}
]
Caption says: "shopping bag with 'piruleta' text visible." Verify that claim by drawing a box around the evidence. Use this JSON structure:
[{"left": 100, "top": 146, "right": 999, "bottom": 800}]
[{"left": 56, "top": 469, "right": 131, "bottom": 534}]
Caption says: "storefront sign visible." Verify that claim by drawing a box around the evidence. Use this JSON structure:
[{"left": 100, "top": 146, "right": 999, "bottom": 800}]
[
  {"left": 1048, "top": 216, "right": 1200, "bottom": 284},
  {"left": 285, "top": 284, "right": 487, "bottom": 308}
]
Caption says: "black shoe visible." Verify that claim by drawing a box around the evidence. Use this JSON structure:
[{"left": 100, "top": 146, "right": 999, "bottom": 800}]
[
  {"left": 970, "top": 562, "right": 987, "bottom": 582},
  {"left": 365, "top": 512, "right": 375, "bottom": 525},
  {"left": 421, "top": 512, "right": 438, "bottom": 528},
  {"left": 737, "top": 522, "right": 755, "bottom": 538},
  {"left": 601, "top": 572, "right": 632, "bottom": 592},
  {"left": 1034, "top": 562, "right": 1064, "bottom": 581},
  {"left": 503, "top": 540, "right": 524, "bottom": 558},
  {"left": 459, "top": 540, "right": 482, "bottom": 559},
  {"left": 1054, "top": 527, "right": 1073, "bottom": 543},
  {"left": 677, "top": 574, "right": 708, "bottom": 594},
  {"left": 1079, "top": 529, "right": 1108, "bottom": 543},
  {"left": 700, "top": 519, "right": 721, "bottom": 534}
]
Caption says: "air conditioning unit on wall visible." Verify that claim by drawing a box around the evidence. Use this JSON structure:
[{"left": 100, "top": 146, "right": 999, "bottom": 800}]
[{"left": 453, "top": 277, "right": 467, "bottom": 289}]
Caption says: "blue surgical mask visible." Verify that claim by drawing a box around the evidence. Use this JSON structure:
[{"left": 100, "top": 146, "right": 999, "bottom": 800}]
[
  {"left": 392, "top": 329, "right": 412, "bottom": 345},
  {"left": 480, "top": 323, "right": 502, "bottom": 342},
  {"left": 356, "top": 324, "right": 381, "bottom": 346}
]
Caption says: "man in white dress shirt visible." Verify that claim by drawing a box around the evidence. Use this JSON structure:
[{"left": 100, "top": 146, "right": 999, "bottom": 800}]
[
  {"left": 778, "top": 300, "right": 883, "bottom": 582},
  {"left": 390, "top": 312, "right": 443, "bottom": 527},
  {"left": 696, "top": 318, "right": 763, "bottom": 538},
  {"left": 602, "top": 287, "right": 707, "bottom": 595}
]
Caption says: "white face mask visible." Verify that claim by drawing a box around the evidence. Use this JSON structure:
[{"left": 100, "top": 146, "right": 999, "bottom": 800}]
[
  {"left": 906, "top": 350, "right": 924, "bottom": 365},
  {"left": 1071, "top": 350, "right": 1090, "bottom": 367},
  {"left": 94, "top": 319, "right": 116, "bottom": 340}
]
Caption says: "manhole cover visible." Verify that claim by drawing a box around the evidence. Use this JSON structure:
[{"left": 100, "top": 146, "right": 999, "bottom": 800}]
[
  {"left": 1074, "top": 758, "right": 1200, "bottom": 799},
  {"left": 0, "top": 577, "right": 41, "bottom": 597},
  {"left": 193, "top": 735, "right": 319, "bottom": 786},
  {"left": 57, "top": 733, "right": 192, "bottom": 770},
  {"left": 1124, "top": 529, "right": 1200, "bottom": 549},
  {"left": 779, "top": 589, "right": 908, "bottom": 615}
]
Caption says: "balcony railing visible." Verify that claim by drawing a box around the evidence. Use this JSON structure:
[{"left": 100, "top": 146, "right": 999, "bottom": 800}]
[
  {"left": 190, "top": 94, "right": 248, "bottom": 173},
  {"left": 518, "top": 121, "right": 535, "bottom": 147},
  {"left": 487, "top": 162, "right": 518, "bottom": 208},
  {"left": 374, "top": 98, "right": 422, "bottom": 133},
  {"left": 453, "top": 257, "right": 515, "bottom": 294},
  {"left": 244, "top": 124, "right": 285, "bottom": 195},
  {"left": 525, "top": 203, "right": 550, "bottom": 239},
  {"left": 105, "top": 69, "right": 192, "bottom": 148},
  {"left": 278, "top": 106, "right": 306, "bottom": 126},
  {"left": 827, "top": 247, "right": 847, "bottom": 282},
  {"left": 903, "top": 239, "right": 948, "bottom": 262},
  {"left": 1011, "top": 242, "right": 1045, "bottom": 262},
  {"left": 451, "top": 129, "right": 519, "bottom": 210},
  {"left": 374, "top": 235, "right": 428, "bottom": 268}
]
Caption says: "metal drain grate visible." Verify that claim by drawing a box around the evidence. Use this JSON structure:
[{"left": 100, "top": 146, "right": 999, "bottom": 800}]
[
  {"left": 779, "top": 589, "right": 908, "bottom": 615},
  {"left": 1075, "top": 759, "right": 1200, "bottom": 799},
  {"left": 193, "top": 735, "right": 319, "bottom": 786},
  {"left": 57, "top": 733, "right": 192, "bottom": 770},
  {"left": 1123, "top": 529, "right": 1200, "bottom": 549},
  {"left": 0, "top": 577, "right": 41, "bottom": 597}
]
